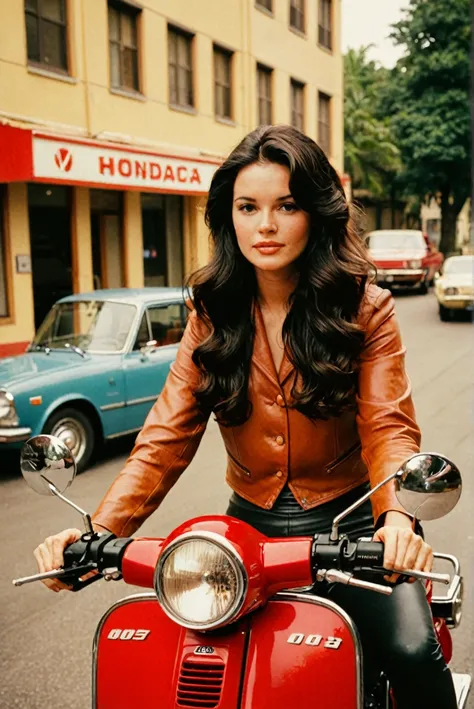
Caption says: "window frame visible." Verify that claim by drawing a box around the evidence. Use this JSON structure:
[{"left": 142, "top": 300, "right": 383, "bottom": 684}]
[
  {"left": 257, "top": 63, "right": 273, "bottom": 126},
  {"left": 133, "top": 302, "right": 187, "bottom": 351},
  {"left": 318, "top": 0, "right": 333, "bottom": 51},
  {"left": 25, "top": 0, "right": 69, "bottom": 74},
  {"left": 168, "top": 25, "right": 195, "bottom": 110},
  {"left": 290, "top": 78, "right": 305, "bottom": 131},
  {"left": 108, "top": 0, "right": 141, "bottom": 93},
  {"left": 289, "top": 0, "right": 306, "bottom": 34},
  {"left": 213, "top": 44, "right": 233, "bottom": 121},
  {"left": 318, "top": 91, "right": 332, "bottom": 157},
  {"left": 255, "top": 0, "right": 273, "bottom": 14}
]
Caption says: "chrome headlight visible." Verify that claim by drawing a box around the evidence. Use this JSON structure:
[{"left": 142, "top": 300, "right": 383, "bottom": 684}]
[
  {"left": 154, "top": 532, "right": 247, "bottom": 630},
  {"left": 408, "top": 259, "right": 422, "bottom": 269},
  {"left": 444, "top": 287, "right": 458, "bottom": 296},
  {"left": 0, "top": 390, "right": 19, "bottom": 426}
]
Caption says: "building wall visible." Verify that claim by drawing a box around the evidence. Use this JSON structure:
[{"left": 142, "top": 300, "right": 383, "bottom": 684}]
[
  {"left": 0, "top": 0, "right": 343, "bottom": 352},
  {"left": 0, "top": 0, "right": 343, "bottom": 162}
]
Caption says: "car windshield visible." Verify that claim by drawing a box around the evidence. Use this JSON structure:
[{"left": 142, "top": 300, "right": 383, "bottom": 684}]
[
  {"left": 31, "top": 301, "right": 137, "bottom": 353},
  {"left": 368, "top": 231, "right": 426, "bottom": 250},
  {"left": 444, "top": 258, "right": 474, "bottom": 275}
]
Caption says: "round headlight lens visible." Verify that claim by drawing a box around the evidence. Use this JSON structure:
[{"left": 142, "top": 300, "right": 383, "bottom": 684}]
[
  {"left": 409, "top": 259, "right": 422, "bottom": 269},
  {"left": 155, "top": 535, "right": 247, "bottom": 630},
  {"left": 444, "top": 287, "right": 458, "bottom": 296}
]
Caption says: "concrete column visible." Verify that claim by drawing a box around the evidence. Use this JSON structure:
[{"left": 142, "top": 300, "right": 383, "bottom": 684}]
[
  {"left": 183, "top": 196, "right": 209, "bottom": 278},
  {"left": 123, "top": 191, "right": 144, "bottom": 288},
  {"left": 71, "top": 187, "right": 93, "bottom": 293}
]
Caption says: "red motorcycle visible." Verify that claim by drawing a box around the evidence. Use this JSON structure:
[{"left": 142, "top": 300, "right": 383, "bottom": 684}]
[{"left": 14, "top": 435, "right": 471, "bottom": 709}]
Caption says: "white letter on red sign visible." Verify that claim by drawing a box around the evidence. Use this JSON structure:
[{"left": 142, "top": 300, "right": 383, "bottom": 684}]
[
  {"left": 190, "top": 168, "right": 201, "bottom": 184},
  {"left": 99, "top": 156, "right": 115, "bottom": 176},
  {"left": 150, "top": 163, "right": 162, "bottom": 180},
  {"left": 118, "top": 159, "right": 132, "bottom": 177},
  {"left": 177, "top": 166, "right": 187, "bottom": 183}
]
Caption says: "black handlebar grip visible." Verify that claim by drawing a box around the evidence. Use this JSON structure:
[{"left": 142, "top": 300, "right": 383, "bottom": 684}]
[
  {"left": 354, "top": 541, "right": 385, "bottom": 567},
  {"left": 63, "top": 539, "right": 90, "bottom": 566}
]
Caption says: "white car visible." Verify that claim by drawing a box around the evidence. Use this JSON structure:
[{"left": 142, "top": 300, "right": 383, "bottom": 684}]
[{"left": 434, "top": 255, "right": 474, "bottom": 321}]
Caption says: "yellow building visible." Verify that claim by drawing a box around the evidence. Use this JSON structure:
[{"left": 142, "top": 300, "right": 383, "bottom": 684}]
[{"left": 0, "top": 0, "right": 343, "bottom": 356}]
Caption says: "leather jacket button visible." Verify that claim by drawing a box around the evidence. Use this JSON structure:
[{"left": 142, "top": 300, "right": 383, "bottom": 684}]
[
  {"left": 276, "top": 394, "right": 285, "bottom": 407},
  {"left": 276, "top": 435, "right": 284, "bottom": 446},
  {"left": 276, "top": 470, "right": 283, "bottom": 478}
]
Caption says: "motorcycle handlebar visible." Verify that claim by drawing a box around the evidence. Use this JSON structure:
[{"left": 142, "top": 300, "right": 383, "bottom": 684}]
[{"left": 311, "top": 535, "right": 385, "bottom": 577}]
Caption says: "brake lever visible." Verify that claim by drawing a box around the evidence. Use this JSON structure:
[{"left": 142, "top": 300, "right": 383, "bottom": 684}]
[
  {"left": 12, "top": 564, "right": 98, "bottom": 587},
  {"left": 316, "top": 568, "right": 393, "bottom": 596}
]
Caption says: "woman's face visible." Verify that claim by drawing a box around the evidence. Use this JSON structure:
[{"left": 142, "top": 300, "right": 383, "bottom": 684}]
[{"left": 232, "top": 161, "right": 310, "bottom": 277}]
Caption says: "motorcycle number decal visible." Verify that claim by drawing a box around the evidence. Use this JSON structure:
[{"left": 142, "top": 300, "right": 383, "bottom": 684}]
[
  {"left": 107, "top": 629, "right": 151, "bottom": 641},
  {"left": 287, "top": 633, "right": 342, "bottom": 650},
  {"left": 194, "top": 646, "right": 215, "bottom": 655}
]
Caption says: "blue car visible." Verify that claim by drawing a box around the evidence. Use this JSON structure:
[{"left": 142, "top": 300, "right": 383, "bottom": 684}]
[{"left": 0, "top": 288, "right": 188, "bottom": 471}]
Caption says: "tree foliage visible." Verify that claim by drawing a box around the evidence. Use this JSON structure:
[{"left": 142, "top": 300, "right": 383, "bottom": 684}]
[
  {"left": 384, "top": 0, "right": 471, "bottom": 253},
  {"left": 344, "top": 47, "right": 401, "bottom": 198}
]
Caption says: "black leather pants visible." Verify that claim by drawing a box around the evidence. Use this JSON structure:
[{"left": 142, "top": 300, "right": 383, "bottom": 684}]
[{"left": 226, "top": 485, "right": 457, "bottom": 709}]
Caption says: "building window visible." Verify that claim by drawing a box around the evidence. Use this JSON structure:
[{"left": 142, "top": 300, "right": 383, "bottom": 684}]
[
  {"left": 25, "top": 0, "right": 68, "bottom": 72},
  {"left": 214, "top": 46, "right": 233, "bottom": 120},
  {"left": 290, "top": 0, "right": 305, "bottom": 33},
  {"left": 108, "top": 2, "right": 140, "bottom": 92},
  {"left": 318, "top": 0, "right": 332, "bottom": 50},
  {"left": 257, "top": 64, "right": 273, "bottom": 125},
  {"left": 168, "top": 27, "right": 194, "bottom": 109},
  {"left": 290, "top": 79, "right": 305, "bottom": 131},
  {"left": 0, "top": 189, "right": 9, "bottom": 318},
  {"left": 318, "top": 92, "right": 331, "bottom": 156},
  {"left": 255, "top": 0, "right": 273, "bottom": 12}
]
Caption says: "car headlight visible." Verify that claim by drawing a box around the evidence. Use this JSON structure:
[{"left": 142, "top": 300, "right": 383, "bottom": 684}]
[
  {"left": 0, "top": 390, "right": 19, "bottom": 427},
  {"left": 154, "top": 532, "right": 247, "bottom": 630},
  {"left": 444, "top": 287, "right": 458, "bottom": 296},
  {"left": 408, "top": 260, "right": 422, "bottom": 269}
]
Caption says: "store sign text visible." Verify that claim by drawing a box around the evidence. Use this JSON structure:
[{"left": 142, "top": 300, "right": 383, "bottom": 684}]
[
  {"left": 32, "top": 136, "right": 217, "bottom": 194},
  {"left": 98, "top": 156, "right": 202, "bottom": 185}
]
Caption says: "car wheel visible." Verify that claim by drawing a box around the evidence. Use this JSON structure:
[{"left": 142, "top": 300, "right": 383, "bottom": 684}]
[
  {"left": 418, "top": 281, "right": 428, "bottom": 295},
  {"left": 438, "top": 304, "right": 451, "bottom": 322},
  {"left": 43, "top": 407, "right": 95, "bottom": 473}
]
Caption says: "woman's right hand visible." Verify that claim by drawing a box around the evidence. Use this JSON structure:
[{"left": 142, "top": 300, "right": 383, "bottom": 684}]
[{"left": 33, "top": 528, "right": 83, "bottom": 592}]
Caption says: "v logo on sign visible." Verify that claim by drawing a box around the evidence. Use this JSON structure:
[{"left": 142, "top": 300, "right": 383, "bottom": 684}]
[{"left": 54, "top": 148, "right": 73, "bottom": 173}]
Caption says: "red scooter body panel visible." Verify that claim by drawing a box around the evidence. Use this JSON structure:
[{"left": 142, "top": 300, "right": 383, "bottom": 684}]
[
  {"left": 241, "top": 593, "right": 361, "bottom": 709},
  {"left": 94, "top": 594, "right": 249, "bottom": 709},
  {"left": 94, "top": 592, "right": 361, "bottom": 709}
]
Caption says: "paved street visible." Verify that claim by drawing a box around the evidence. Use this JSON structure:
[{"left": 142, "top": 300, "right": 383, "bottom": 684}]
[{"left": 0, "top": 290, "right": 473, "bottom": 709}]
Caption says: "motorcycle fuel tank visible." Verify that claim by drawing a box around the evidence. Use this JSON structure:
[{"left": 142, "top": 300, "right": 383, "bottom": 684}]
[{"left": 93, "top": 592, "right": 362, "bottom": 709}]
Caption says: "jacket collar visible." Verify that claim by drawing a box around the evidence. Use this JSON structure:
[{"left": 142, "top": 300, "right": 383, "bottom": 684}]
[{"left": 252, "top": 301, "right": 295, "bottom": 387}]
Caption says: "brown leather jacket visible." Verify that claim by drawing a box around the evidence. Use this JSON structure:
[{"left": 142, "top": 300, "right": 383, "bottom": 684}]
[{"left": 92, "top": 285, "right": 421, "bottom": 537}]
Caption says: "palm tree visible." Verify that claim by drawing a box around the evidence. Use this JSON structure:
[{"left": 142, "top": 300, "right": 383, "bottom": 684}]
[{"left": 344, "top": 48, "right": 401, "bottom": 198}]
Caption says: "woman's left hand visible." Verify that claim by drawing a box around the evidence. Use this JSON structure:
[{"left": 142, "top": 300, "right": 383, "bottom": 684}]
[{"left": 373, "top": 510, "right": 433, "bottom": 584}]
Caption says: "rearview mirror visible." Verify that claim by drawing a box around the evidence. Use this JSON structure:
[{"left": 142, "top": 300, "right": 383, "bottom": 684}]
[
  {"left": 20, "top": 434, "right": 76, "bottom": 496},
  {"left": 140, "top": 339, "right": 158, "bottom": 357},
  {"left": 395, "top": 453, "right": 461, "bottom": 521}
]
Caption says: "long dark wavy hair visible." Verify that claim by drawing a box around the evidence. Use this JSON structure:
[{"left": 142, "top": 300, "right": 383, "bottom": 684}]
[{"left": 187, "top": 125, "right": 373, "bottom": 426}]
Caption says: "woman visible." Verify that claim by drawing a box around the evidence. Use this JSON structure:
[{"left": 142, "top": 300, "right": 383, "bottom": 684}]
[{"left": 34, "top": 125, "right": 456, "bottom": 708}]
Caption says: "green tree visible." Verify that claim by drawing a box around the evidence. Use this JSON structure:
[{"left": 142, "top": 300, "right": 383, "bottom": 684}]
[
  {"left": 344, "top": 47, "right": 401, "bottom": 198},
  {"left": 387, "top": 0, "right": 470, "bottom": 255}
]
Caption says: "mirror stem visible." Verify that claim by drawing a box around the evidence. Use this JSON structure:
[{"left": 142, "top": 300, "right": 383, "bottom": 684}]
[
  {"left": 48, "top": 483, "right": 94, "bottom": 535},
  {"left": 330, "top": 471, "right": 398, "bottom": 541}
]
